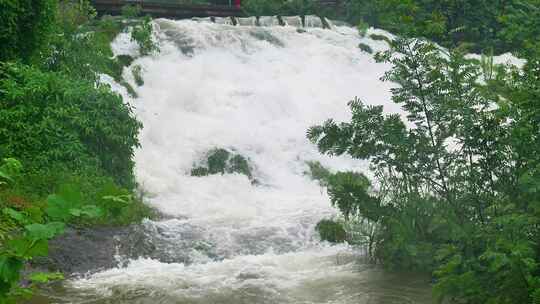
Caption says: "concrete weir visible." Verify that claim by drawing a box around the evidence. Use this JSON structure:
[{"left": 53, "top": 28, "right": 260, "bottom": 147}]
[
  {"left": 91, "top": 0, "right": 244, "bottom": 18},
  {"left": 91, "top": 0, "right": 332, "bottom": 28}
]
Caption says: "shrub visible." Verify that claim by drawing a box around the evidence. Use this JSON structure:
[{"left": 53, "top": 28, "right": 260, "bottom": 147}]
[
  {"left": 309, "top": 37, "right": 540, "bottom": 302},
  {"left": 131, "top": 16, "right": 159, "bottom": 56},
  {"left": 0, "top": 0, "right": 57, "bottom": 63},
  {"left": 316, "top": 219, "right": 346, "bottom": 243},
  {"left": 0, "top": 63, "right": 142, "bottom": 188}
]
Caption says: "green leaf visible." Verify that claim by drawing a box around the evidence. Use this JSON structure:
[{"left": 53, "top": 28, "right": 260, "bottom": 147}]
[
  {"left": 69, "top": 208, "right": 82, "bottom": 217},
  {"left": 102, "top": 195, "right": 131, "bottom": 204},
  {"left": 45, "top": 194, "right": 71, "bottom": 221},
  {"left": 2, "top": 208, "right": 25, "bottom": 224},
  {"left": 80, "top": 205, "right": 102, "bottom": 218},
  {"left": 25, "top": 240, "right": 49, "bottom": 258},
  {"left": 25, "top": 222, "right": 65, "bottom": 241},
  {"left": 0, "top": 170, "right": 13, "bottom": 183},
  {"left": 0, "top": 256, "right": 23, "bottom": 284},
  {"left": 28, "top": 272, "right": 64, "bottom": 284},
  {"left": 6, "top": 238, "right": 33, "bottom": 257}
]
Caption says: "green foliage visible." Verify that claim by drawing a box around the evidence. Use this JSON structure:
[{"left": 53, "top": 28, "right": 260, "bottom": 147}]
[
  {"left": 57, "top": 0, "right": 97, "bottom": 35},
  {"left": 343, "top": 0, "right": 540, "bottom": 54},
  {"left": 0, "top": 62, "right": 142, "bottom": 188},
  {"left": 191, "top": 148, "right": 253, "bottom": 179},
  {"left": 0, "top": 160, "right": 102, "bottom": 302},
  {"left": 309, "top": 37, "right": 540, "bottom": 302},
  {"left": 131, "top": 16, "right": 159, "bottom": 56},
  {"left": 93, "top": 181, "right": 154, "bottom": 226},
  {"left": 315, "top": 219, "right": 346, "bottom": 243},
  {"left": 121, "top": 4, "right": 141, "bottom": 18},
  {"left": 0, "top": 4, "right": 155, "bottom": 302},
  {"left": 356, "top": 19, "right": 369, "bottom": 37},
  {"left": 0, "top": 0, "right": 57, "bottom": 63},
  {"left": 305, "top": 161, "right": 332, "bottom": 186},
  {"left": 0, "top": 159, "right": 21, "bottom": 185}
]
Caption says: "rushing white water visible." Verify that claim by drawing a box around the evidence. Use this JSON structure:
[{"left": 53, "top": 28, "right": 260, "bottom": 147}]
[{"left": 57, "top": 20, "right": 435, "bottom": 304}]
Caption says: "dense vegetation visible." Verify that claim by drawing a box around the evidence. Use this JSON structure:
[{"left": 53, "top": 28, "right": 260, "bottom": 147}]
[
  {"left": 309, "top": 20, "right": 540, "bottom": 304},
  {"left": 243, "top": 0, "right": 540, "bottom": 54},
  {"left": 0, "top": 1, "right": 158, "bottom": 302}
]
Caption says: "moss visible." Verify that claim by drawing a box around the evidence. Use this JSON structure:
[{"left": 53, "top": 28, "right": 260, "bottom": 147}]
[
  {"left": 229, "top": 154, "right": 252, "bottom": 178},
  {"left": 207, "top": 148, "right": 231, "bottom": 174},
  {"left": 316, "top": 219, "right": 346, "bottom": 243},
  {"left": 358, "top": 43, "right": 373, "bottom": 54}
]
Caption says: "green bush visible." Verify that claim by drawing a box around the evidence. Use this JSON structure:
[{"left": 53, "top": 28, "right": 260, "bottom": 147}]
[
  {"left": 309, "top": 37, "right": 540, "bottom": 302},
  {"left": 315, "top": 219, "right": 346, "bottom": 243},
  {"left": 343, "top": 0, "right": 540, "bottom": 54},
  {"left": 0, "top": 0, "right": 57, "bottom": 63},
  {"left": 0, "top": 62, "right": 142, "bottom": 188}
]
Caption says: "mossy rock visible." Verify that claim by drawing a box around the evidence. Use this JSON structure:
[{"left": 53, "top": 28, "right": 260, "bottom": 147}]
[
  {"left": 249, "top": 30, "right": 284, "bottom": 47},
  {"left": 228, "top": 154, "right": 251, "bottom": 177},
  {"left": 191, "top": 148, "right": 253, "bottom": 180},
  {"left": 117, "top": 54, "right": 135, "bottom": 67},
  {"left": 132, "top": 65, "right": 144, "bottom": 86},
  {"left": 369, "top": 34, "right": 391, "bottom": 43},
  {"left": 207, "top": 148, "right": 231, "bottom": 174},
  {"left": 316, "top": 219, "right": 346, "bottom": 243},
  {"left": 358, "top": 43, "right": 373, "bottom": 54}
]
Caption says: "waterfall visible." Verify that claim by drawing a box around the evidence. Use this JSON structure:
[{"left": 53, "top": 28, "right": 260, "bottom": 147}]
[{"left": 54, "top": 19, "right": 433, "bottom": 304}]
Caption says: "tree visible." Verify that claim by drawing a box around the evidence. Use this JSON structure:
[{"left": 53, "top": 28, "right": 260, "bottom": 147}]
[{"left": 308, "top": 37, "right": 540, "bottom": 302}]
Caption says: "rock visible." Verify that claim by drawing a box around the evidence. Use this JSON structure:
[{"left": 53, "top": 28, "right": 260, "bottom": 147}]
[{"left": 33, "top": 225, "right": 155, "bottom": 275}]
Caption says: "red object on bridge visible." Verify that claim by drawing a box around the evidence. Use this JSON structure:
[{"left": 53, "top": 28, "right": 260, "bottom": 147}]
[{"left": 234, "top": 0, "right": 241, "bottom": 8}]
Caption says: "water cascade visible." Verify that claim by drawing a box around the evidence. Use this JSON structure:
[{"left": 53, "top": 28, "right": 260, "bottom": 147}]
[{"left": 40, "top": 19, "right": 434, "bottom": 304}]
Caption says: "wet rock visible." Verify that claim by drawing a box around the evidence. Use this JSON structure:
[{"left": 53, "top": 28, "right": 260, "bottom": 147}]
[{"left": 33, "top": 225, "right": 156, "bottom": 275}]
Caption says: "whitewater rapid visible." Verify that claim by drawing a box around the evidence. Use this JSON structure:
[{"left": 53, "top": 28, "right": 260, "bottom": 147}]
[{"left": 58, "top": 19, "right": 435, "bottom": 304}]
